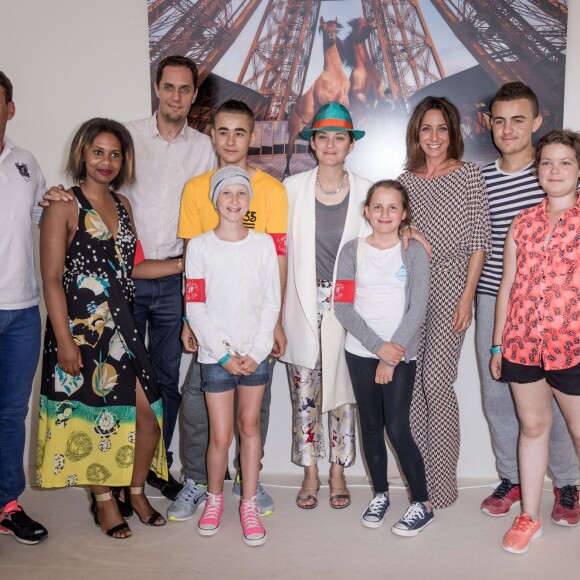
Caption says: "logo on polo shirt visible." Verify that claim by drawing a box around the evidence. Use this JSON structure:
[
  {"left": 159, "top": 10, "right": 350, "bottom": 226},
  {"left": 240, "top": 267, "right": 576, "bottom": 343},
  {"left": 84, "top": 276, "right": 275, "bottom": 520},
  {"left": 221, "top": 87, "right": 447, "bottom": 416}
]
[{"left": 15, "top": 162, "right": 30, "bottom": 182}]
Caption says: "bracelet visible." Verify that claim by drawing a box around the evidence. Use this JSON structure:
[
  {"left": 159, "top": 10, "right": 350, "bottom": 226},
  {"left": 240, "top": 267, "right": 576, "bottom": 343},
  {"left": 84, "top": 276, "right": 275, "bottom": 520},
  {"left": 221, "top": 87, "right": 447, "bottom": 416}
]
[
  {"left": 490, "top": 345, "right": 502, "bottom": 354},
  {"left": 182, "top": 316, "right": 188, "bottom": 324},
  {"left": 218, "top": 353, "right": 231, "bottom": 366}
]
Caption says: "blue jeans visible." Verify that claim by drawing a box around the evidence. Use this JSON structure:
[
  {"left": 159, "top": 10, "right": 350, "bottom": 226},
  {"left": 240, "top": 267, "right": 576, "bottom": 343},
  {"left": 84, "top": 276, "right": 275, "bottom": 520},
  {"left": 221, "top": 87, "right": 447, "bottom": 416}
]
[
  {"left": 133, "top": 275, "right": 183, "bottom": 467},
  {"left": 0, "top": 306, "right": 41, "bottom": 509}
]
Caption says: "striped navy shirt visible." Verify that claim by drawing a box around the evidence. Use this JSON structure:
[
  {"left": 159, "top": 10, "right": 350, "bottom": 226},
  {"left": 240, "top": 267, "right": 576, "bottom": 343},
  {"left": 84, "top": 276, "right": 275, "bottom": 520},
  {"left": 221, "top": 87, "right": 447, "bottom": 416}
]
[{"left": 476, "top": 160, "right": 545, "bottom": 297}]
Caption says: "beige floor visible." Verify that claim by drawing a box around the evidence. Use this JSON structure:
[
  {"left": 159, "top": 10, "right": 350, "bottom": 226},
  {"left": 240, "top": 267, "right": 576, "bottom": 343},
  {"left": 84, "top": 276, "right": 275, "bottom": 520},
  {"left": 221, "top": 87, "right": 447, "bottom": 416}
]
[{"left": 1, "top": 475, "right": 578, "bottom": 580}]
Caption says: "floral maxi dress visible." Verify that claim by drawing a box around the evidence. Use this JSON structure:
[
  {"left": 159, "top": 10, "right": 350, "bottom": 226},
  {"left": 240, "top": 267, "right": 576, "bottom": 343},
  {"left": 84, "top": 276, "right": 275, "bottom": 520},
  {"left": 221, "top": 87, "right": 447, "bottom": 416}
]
[{"left": 37, "top": 186, "right": 167, "bottom": 488}]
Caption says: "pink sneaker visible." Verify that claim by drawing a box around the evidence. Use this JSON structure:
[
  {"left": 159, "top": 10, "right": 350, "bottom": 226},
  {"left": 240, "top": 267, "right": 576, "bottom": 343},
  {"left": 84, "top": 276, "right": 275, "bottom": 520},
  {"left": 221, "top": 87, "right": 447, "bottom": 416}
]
[
  {"left": 481, "top": 478, "right": 521, "bottom": 516},
  {"left": 240, "top": 496, "right": 266, "bottom": 547},
  {"left": 502, "top": 514, "right": 542, "bottom": 554},
  {"left": 197, "top": 492, "right": 223, "bottom": 536},
  {"left": 551, "top": 485, "right": 580, "bottom": 527}
]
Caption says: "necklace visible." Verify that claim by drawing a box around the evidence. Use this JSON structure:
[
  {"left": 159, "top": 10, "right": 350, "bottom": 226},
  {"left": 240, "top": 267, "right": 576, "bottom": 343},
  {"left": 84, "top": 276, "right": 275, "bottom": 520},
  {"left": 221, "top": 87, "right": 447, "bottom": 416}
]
[{"left": 316, "top": 170, "right": 348, "bottom": 195}]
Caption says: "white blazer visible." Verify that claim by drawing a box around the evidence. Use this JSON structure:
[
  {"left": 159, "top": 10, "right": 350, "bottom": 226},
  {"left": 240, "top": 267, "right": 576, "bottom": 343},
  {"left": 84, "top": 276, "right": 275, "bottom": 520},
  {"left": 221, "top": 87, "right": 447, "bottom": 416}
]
[{"left": 282, "top": 167, "right": 372, "bottom": 412}]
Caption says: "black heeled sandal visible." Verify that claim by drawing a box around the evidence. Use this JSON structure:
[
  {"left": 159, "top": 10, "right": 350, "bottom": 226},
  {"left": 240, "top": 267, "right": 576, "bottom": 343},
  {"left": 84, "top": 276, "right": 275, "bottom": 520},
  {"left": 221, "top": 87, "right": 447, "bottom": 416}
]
[
  {"left": 129, "top": 486, "right": 166, "bottom": 526},
  {"left": 112, "top": 486, "right": 133, "bottom": 519},
  {"left": 90, "top": 491, "right": 132, "bottom": 538}
]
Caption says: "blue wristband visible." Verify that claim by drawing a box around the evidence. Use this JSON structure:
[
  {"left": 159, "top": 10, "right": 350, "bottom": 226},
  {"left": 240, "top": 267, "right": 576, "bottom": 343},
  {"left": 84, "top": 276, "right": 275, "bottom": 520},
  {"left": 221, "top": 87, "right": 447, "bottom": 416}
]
[
  {"left": 490, "top": 345, "right": 501, "bottom": 354},
  {"left": 218, "top": 353, "right": 231, "bottom": 366},
  {"left": 182, "top": 316, "right": 188, "bottom": 324}
]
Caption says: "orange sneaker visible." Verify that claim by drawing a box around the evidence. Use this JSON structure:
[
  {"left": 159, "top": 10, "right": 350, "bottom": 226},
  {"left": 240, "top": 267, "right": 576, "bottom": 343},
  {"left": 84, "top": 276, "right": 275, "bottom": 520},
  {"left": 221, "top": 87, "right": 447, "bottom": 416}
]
[{"left": 502, "top": 514, "right": 542, "bottom": 554}]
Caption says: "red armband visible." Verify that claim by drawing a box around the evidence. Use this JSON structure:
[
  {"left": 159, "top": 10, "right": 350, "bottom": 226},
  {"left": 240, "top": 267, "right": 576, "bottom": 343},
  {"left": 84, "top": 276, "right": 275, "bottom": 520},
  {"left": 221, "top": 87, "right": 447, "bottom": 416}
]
[
  {"left": 134, "top": 240, "right": 145, "bottom": 266},
  {"left": 269, "top": 233, "right": 287, "bottom": 256},
  {"left": 334, "top": 280, "right": 355, "bottom": 303},
  {"left": 185, "top": 279, "right": 206, "bottom": 302}
]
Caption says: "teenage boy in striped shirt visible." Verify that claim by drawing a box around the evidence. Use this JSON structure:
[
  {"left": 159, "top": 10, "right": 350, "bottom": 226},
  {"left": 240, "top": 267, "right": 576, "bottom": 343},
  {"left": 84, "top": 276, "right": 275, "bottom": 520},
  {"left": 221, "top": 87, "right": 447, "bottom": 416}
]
[{"left": 476, "top": 82, "right": 579, "bottom": 525}]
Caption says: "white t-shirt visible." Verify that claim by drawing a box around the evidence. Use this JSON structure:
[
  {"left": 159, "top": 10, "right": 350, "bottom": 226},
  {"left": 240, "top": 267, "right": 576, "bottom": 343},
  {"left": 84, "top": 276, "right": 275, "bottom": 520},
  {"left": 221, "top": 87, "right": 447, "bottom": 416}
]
[
  {"left": 345, "top": 241, "right": 406, "bottom": 358},
  {"left": 185, "top": 229, "right": 281, "bottom": 365},
  {"left": 0, "top": 137, "right": 45, "bottom": 309}
]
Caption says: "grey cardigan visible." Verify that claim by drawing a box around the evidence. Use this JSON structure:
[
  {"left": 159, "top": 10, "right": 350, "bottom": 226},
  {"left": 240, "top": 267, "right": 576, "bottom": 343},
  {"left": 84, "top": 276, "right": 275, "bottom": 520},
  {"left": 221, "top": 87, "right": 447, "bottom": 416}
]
[{"left": 334, "top": 238, "right": 430, "bottom": 362}]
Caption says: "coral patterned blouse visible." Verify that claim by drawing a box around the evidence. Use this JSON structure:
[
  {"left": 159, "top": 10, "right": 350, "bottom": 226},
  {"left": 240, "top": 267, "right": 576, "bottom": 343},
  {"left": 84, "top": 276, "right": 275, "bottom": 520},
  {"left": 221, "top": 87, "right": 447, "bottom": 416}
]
[{"left": 502, "top": 196, "right": 580, "bottom": 370}]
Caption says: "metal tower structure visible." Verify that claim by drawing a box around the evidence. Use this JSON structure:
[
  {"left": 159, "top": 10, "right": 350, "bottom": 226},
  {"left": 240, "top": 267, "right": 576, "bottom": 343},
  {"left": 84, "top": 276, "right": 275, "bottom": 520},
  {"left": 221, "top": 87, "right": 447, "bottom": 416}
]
[
  {"left": 429, "top": 0, "right": 568, "bottom": 112},
  {"left": 148, "top": 0, "right": 262, "bottom": 85},
  {"left": 237, "top": 0, "right": 322, "bottom": 120},
  {"left": 361, "top": 0, "right": 446, "bottom": 110}
]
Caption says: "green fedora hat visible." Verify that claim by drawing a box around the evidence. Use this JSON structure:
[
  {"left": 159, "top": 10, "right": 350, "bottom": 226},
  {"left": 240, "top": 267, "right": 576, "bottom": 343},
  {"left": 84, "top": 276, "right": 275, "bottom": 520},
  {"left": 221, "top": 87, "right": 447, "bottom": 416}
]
[{"left": 299, "top": 102, "right": 365, "bottom": 141}]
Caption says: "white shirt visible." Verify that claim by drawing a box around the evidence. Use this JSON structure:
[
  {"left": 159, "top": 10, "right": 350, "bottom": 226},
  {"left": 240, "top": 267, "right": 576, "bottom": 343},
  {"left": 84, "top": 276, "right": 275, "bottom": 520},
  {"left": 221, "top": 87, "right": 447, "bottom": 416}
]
[
  {"left": 186, "top": 230, "right": 281, "bottom": 364},
  {"left": 345, "top": 241, "right": 406, "bottom": 358},
  {"left": 123, "top": 114, "right": 216, "bottom": 259},
  {"left": 0, "top": 137, "right": 46, "bottom": 309}
]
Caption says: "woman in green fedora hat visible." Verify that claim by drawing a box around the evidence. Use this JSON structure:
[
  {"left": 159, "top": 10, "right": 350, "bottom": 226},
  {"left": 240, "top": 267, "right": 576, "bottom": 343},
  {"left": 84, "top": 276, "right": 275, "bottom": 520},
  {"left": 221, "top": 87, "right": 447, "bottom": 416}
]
[{"left": 281, "top": 103, "right": 370, "bottom": 509}]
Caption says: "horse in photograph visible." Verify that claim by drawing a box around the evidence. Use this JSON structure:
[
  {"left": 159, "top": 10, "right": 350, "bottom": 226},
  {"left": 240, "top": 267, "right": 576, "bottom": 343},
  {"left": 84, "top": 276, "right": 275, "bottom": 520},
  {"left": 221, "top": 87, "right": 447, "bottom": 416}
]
[
  {"left": 285, "top": 17, "right": 350, "bottom": 175},
  {"left": 342, "top": 17, "right": 385, "bottom": 125}
]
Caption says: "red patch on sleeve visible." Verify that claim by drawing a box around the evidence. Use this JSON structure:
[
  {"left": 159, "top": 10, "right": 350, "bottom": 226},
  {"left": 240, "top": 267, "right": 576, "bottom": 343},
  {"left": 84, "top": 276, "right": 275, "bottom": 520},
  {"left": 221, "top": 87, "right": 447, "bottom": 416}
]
[
  {"left": 334, "top": 280, "right": 355, "bottom": 303},
  {"left": 186, "top": 279, "right": 206, "bottom": 303},
  {"left": 134, "top": 240, "right": 145, "bottom": 266},
  {"left": 269, "top": 233, "right": 287, "bottom": 256}
]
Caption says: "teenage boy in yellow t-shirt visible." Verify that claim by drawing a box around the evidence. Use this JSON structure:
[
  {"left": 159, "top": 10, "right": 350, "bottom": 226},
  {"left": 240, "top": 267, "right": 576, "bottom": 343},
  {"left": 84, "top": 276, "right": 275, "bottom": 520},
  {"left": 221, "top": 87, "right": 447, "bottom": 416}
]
[{"left": 169, "top": 100, "right": 288, "bottom": 521}]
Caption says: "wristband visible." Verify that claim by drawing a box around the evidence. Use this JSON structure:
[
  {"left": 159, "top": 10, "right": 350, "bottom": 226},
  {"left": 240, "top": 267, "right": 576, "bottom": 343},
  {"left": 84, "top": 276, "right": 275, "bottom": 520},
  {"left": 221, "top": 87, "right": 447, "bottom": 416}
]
[
  {"left": 218, "top": 353, "right": 231, "bottom": 366},
  {"left": 490, "top": 345, "right": 501, "bottom": 354},
  {"left": 182, "top": 316, "right": 188, "bottom": 324}
]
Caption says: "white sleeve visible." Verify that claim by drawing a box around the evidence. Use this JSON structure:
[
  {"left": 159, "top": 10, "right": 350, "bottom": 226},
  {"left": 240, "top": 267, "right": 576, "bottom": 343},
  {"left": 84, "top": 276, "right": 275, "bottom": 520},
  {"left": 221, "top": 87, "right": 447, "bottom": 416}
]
[
  {"left": 185, "top": 238, "right": 229, "bottom": 362},
  {"left": 247, "top": 237, "right": 281, "bottom": 363}
]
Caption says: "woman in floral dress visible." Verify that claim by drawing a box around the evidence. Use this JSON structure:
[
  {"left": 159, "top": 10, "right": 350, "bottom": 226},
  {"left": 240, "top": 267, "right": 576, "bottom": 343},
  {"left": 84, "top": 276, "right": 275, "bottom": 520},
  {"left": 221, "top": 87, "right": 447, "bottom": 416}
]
[{"left": 37, "top": 118, "right": 183, "bottom": 538}]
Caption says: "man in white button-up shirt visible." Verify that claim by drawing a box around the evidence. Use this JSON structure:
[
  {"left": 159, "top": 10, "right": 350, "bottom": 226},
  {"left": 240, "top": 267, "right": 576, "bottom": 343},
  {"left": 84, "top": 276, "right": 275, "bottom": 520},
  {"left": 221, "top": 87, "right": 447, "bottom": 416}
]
[
  {"left": 0, "top": 71, "right": 48, "bottom": 544},
  {"left": 124, "top": 57, "right": 216, "bottom": 498}
]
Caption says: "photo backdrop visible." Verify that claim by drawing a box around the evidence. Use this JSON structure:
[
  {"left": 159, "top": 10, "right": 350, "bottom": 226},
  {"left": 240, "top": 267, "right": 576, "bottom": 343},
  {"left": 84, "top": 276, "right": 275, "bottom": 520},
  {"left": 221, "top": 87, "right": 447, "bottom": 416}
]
[{"left": 148, "top": 0, "right": 568, "bottom": 181}]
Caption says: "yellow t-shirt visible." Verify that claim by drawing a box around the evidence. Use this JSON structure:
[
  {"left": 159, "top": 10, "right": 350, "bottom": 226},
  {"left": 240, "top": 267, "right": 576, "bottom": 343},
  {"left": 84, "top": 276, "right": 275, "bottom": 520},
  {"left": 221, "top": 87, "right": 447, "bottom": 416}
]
[{"left": 178, "top": 168, "right": 288, "bottom": 255}]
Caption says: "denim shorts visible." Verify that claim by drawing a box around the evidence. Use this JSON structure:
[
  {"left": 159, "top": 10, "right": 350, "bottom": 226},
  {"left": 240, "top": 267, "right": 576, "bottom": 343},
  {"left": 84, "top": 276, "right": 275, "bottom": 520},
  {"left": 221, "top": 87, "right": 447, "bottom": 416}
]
[{"left": 201, "top": 357, "right": 271, "bottom": 393}]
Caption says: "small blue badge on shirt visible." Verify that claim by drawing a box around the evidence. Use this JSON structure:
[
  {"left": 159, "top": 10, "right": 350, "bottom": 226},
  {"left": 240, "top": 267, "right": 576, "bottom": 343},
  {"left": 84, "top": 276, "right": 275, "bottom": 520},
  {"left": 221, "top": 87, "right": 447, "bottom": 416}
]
[
  {"left": 15, "top": 162, "right": 30, "bottom": 182},
  {"left": 395, "top": 264, "right": 406, "bottom": 282}
]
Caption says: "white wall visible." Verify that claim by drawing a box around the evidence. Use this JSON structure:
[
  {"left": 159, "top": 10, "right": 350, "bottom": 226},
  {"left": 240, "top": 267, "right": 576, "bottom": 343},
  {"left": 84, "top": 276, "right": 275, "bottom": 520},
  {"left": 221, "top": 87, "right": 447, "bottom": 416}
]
[{"left": 1, "top": 0, "right": 579, "bottom": 479}]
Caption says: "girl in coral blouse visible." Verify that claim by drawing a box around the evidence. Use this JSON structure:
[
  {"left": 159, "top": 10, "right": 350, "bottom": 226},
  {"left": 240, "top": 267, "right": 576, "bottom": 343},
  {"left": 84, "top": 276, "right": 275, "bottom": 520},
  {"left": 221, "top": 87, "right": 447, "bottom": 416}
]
[{"left": 491, "top": 129, "right": 580, "bottom": 555}]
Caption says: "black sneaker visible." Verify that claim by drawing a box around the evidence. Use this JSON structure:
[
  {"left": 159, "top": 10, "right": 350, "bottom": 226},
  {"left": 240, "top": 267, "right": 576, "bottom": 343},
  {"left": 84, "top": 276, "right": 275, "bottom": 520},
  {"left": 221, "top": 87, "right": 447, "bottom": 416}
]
[
  {"left": 391, "top": 501, "right": 434, "bottom": 537},
  {"left": 361, "top": 493, "right": 390, "bottom": 528},
  {"left": 0, "top": 501, "right": 48, "bottom": 544},
  {"left": 146, "top": 470, "right": 183, "bottom": 501}
]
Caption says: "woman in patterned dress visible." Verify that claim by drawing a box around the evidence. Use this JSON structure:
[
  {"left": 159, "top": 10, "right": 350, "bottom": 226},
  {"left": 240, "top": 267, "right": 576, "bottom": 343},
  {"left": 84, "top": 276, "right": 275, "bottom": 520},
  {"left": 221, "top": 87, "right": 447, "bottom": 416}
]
[
  {"left": 38, "top": 118, "right": 183, "bottom": 538},
  {"left": 398, "top": 97, "right": 491, "bottom": 509}
]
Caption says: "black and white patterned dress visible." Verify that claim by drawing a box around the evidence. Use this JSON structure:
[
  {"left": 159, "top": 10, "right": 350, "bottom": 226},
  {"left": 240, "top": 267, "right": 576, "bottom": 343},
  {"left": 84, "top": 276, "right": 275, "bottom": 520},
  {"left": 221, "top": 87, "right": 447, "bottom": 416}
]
[
  {"left": 398, "top": 162, "right": 491, "bottom": 508},
  {"left": 37, "top": 186, "right": 167, "bottom": 488}
]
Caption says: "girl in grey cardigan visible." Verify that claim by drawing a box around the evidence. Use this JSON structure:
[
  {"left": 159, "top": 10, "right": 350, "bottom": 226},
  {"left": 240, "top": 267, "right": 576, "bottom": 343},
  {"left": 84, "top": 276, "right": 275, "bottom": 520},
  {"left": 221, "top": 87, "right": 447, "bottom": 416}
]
[{"left": 335, "top": 180, "right": 434, "bottom": 536}]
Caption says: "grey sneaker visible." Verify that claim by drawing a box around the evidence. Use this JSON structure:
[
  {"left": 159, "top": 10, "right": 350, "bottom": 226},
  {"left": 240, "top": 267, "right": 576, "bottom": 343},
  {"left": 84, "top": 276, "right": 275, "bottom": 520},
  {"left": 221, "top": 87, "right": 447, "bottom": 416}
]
[
  {"left": 361, "top": 493, "right": 390, "bottom": 528},
  {"left": 167, "top": 478, "right": 207, "bottom": 522},
  {"left": 232, "top": 475, "right": 275, "bottom": 517}
]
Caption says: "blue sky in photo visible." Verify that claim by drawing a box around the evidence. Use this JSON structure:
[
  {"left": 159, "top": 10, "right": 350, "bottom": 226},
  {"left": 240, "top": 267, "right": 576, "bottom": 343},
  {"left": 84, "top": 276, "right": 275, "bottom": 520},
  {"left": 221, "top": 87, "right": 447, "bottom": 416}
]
[{"left": 212, "top": 0, "right": 477, "bottom": 86}]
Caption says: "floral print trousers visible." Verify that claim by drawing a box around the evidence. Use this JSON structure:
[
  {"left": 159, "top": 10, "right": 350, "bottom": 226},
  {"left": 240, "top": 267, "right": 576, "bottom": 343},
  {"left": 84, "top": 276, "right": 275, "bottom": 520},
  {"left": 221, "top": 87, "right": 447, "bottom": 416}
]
[{"left": 288, "top": 281, "right": 357, "bottom": 467}]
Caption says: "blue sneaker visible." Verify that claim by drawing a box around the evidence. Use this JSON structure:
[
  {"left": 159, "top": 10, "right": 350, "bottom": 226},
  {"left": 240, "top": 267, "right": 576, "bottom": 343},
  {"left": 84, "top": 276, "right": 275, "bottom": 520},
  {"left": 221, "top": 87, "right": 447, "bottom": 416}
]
[
  {"left": 232, "top": 475, "right": 275, "bottom": 517},
  {"left": 391, "top": 502, "right": 434, "bottom": 537},
  {"left": 167, "top": 478, "right": 207, "bottom": 522},
  {"left": 361, "top": 493, "right": 390, "bottom": 528}
]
